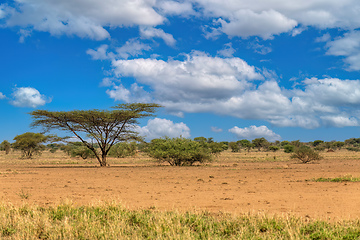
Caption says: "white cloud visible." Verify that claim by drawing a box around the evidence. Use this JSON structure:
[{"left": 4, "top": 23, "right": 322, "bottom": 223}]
[
  {"left": 87, "top": 39, "right": 151, "bottom": 61},
  {"left": 86, "top": 44, "right": 111, "bottom": 60},
  {"left": 0, "top": 92, "right": 5, "bottom": 99},
  {"left": 18, "top": 29, "right": 32, "bottom": 43},
  {"left": 3, "top": 0, "right": 165, "bottom": 40},
  {"left": 2, "top": 0, "right": 360, "bottom": 45},
  {"left": 106, "top": 83, "right": 151, "bottom": 103},
  {"left": 320, "top": 115, "right": 359, "bottom": 127},
  {"left": 315, "top": 33, "right": 331, "bottom": 42},
  {"left": 218, "top": 9, "right": 297, "bottom": 39},
  {"left": 211, "top": 126, "right": 223, "bottom": 133},
  {"left": 10, "top": 87, "right": 51, "bottom": 108},
  {"left": 194, "top": 0, "right": 360, "bottom": 40},
  {"left": 325, "top": 31, "right": 360, "bottom": 71},
  {"left": 217, "top": 43, "right": 235, "bottom": 57},
  {"left": 248, "top": 42, "right": 272, "bottom": 55},
  {"left": 157, "top": 0, "right": 195, "bottom": 16},
  {"left": 111, "top": 51, "right": 263, "bottom": 106},
  {"left": 140, "top": 27, "right": 176, "bottom": 46},
  {"left": 107, "top": 49, "right": 360, "bottom": 128},
  {"left": 229, "top": 125, "right": 281, "bottom": 141},
  {"left": 116, "top": 39, "right": 151, "bottom": 59},
  {"left": 136, "top": 118, "right": 191, "bottom": 141}
]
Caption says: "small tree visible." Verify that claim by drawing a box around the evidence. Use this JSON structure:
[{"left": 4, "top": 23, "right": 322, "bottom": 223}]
[
  {"left": 290, "top": 146, "right": 321, "bottom": 163},
  {"left": 228, "top": 142, "right": 240, "bottom": 152},
  {"left": 30, "top": 103, "right": 160, "bottom": 167},
  {"left": 252, "top": 137, "right": 269, "bottom": 151},
  {"left": 12, "top": 132, "right": 51, "bottom": 158},
  {"left": 238, "top": 139, "right": 253, "bottom": 152},
  {"left": 208, "top": 142, "right": 226, "bottom": 156},
  {"left": 145, "top": 137, "right": 212, "bottom": 166},
  {"left": 0, "top": 140, "right": 11, "bottom": 154}
]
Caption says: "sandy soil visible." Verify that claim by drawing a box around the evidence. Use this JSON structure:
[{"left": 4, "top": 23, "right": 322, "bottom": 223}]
[{"left": 1, "top": 157, "right": 360, "bottom": 221}]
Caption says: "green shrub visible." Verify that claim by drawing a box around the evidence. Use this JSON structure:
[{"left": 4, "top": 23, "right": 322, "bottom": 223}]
[
  {"left": 290, "top": 146, "right": 321, "bottom": 163},
  {"left": 269, "top": 146, "right": 280, "bottom": 152},
  {"left": 145, "top": 137, "right": 212, "bottom": 166},
  {"left": 70, "top": 146, "right": 96, "bottom": 159},
  {"left": 346, "top": 147, "right": 360, "bottom": 152},
  {"left": 228, "top": 142, "right": 240, "bottom": 152},
  {"left": 108, "top": 142, "right": 137, "bottom": 158},
  {"left": 283, "top": 144, "right": 295, "bottom": 153},
  {"left": 0, "top": 140, "right": 11, "bottom": 154}
]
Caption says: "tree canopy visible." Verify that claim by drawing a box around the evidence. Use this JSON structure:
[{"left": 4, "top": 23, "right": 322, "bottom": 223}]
[
  {"left": 145, "top": 137, "right": 212, "bottom": 166},
  {"left": 30, "top": 103, "right": 161, "bottom": 166},
  {"left": 12, "top": 132, "right": 52, "bottom": 158}
]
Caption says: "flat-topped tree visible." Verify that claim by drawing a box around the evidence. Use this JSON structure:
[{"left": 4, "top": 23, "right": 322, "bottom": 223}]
[{"left": 30, "top": 103, "right": 161, "bottom": 167}]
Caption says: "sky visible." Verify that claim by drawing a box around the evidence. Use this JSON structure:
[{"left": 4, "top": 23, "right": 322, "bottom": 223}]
[{"left": 1, "top": 0, "right": 360, "bottom": 143}]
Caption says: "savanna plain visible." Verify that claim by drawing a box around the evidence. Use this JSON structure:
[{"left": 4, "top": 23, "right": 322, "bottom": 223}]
[{"left": 1, "top": 150, "right": 360, "bottom": 239}]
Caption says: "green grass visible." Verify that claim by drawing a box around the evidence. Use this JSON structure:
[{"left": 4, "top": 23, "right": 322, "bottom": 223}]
[
  {"left": 311, "top": 174, "right": 360, "bottom": 182},
  {"left": 1, "top": 202, "right": 360, "bottom": 239}
]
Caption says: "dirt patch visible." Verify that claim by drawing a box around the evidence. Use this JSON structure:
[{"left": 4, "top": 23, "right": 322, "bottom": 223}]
[{"left": 1, "top": 155, "right": 360, "bottom": 221}]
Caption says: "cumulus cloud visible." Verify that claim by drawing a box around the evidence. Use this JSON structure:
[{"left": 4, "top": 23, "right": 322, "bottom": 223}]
[
  {"left": 157, "top": 0, "right": 195, "bottom": 16},
  {"left": 136, "top": 118, "right": 191, "bottom": 141},
  {"left": 0, "top": 92, "right": 5, "bottom": 99},
  {"left": 218, "top": 9, "right": 297, "bottom": 39},
  {"left": 110, "top": 51, "right": 263, "bottom": 110},
  {"left": 106, "top": 83, "right": 151, "bottom": 103},
  {"left": 106, "top": 49, "right": 360, "bottom": 128},
  {"left": 2, "top": 0, "right": 165, "bottom": 40},
  {"left": 140, "top": 27, "right": 176, "bottom": 46},
  {"left": 325, "top": 31, "right": 360, "bottom": 71},
  {"left": 195, "top": 0, "right": 360, "bottom": 36},
  {"left": 116, "top": 39, "right": 152, "bottom": 59},
  {"left": 3, "top": 0, "right": 360, "bottom": 49},
  {"left": 229, "top": 125, "right": 281, "bottom": 141},
  {"left": 10, "top": 87, "right": 51, "bottom": 108}
]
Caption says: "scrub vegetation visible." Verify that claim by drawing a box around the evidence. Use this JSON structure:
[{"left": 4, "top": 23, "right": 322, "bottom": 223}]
[{"left": 1, "top": 202, "right": 360, "bottom": 240}]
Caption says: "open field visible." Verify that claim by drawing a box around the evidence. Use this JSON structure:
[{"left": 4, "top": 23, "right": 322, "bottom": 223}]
[{"left": 1, "top": 149, "right": 360, "bottom": 222}]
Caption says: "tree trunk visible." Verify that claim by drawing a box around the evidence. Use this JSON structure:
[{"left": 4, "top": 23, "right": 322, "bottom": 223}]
[{"left": 100, "top": 152, "right": 107, "bottom": 167}]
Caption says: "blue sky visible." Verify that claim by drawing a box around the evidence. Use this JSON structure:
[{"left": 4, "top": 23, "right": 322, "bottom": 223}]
[{"left": 1, "top": 0, "right": 360, "bottom": 143}]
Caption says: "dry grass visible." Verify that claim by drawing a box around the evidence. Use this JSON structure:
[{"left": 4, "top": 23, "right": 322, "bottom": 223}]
[
  {"left": 1, "top": 201, "right": 360, "bottom": 239},
  {"left": 1, "top": 148, "right": 360, "bottom": 167}
]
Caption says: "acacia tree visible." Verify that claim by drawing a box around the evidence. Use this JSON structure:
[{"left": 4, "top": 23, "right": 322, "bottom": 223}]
[
  {"left": 12, "top": 132, "right": 51, "bottom": 158},
  {"left": 30, "top": 103, "right": 160, "bottom": 167}
]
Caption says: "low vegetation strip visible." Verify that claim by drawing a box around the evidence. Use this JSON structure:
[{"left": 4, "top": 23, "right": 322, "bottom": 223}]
[
  {"left": 1, "top": 202, "right": 360, "bottom": 239},
  {"left": 311, "top": 175, "right": 360, "bottom": 182}
]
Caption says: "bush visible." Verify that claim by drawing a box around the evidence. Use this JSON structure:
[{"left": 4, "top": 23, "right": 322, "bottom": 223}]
[
  {"left": 62, "top": 142, "right": 96, "bottom": 159},
  {"left": 208, "top": 142, "right": 226, "bottom": 155},
  {"left": 70, "top": 146, "right": 96, "bottom": 159},
  {"left": 346, "top": 147, "right": 360, "bottom": 152},
  {"left": 283, "top": 144, "right": 295, "bottom": 153},
  {"left": 228, "top": 142, "right": 240, "bottom": 152},
  {"left": 0, "top": 140, "right": 11, "bottom": 154},
  {"left": 145, "top": 137, "right": 212, "bottom": 166},
  {"left": 268, "top": 146, "right": 280, "bottom": 152},
  {"left": 108, "top": 142, "right": 137, "bottom": 158},
  {"left": 290, "top": 146, "right": 321, "bottom": 163}
]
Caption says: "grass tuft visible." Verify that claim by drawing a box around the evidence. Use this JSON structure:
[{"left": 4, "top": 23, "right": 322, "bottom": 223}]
[{"left": 311, "top": 174, "right": 360, "bottom": 182}]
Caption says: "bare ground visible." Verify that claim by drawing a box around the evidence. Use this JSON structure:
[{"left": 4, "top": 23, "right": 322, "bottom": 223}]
[{"left": 1, "top": 150, "right": 360, "bottom": 221}]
